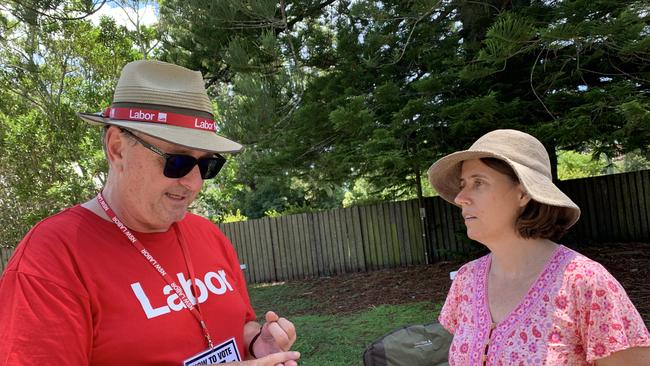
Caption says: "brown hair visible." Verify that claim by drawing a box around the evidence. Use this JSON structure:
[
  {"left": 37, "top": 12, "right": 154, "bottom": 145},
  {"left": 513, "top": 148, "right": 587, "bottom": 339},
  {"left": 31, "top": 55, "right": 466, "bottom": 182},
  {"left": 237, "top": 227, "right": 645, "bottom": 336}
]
[{"left": 480, "top": 158, "right": 572, "bottom": 241}]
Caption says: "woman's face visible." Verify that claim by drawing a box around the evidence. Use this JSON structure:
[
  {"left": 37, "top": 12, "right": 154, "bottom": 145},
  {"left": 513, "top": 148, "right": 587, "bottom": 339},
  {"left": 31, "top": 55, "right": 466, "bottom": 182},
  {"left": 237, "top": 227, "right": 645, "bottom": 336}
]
[{"left": 453, "top": 159, "right": 530, "bottom": 243}]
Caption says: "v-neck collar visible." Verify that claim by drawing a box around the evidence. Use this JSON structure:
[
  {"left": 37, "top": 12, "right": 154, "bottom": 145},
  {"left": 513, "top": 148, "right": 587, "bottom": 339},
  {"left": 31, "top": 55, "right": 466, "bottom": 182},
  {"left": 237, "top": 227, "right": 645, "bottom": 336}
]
[
  {"left": 484, "top": 245, "right": 563, "bottom": 326},
  {"left": 470, "top": 245, "right": 573, "bottom": 364}
]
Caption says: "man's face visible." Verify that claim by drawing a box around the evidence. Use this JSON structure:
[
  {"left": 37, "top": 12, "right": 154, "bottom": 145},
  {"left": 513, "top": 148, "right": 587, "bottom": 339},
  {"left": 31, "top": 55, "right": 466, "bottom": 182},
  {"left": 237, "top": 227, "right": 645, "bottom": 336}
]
[{"left": 109, "top": 128, "right": 207, "bottom": 232}]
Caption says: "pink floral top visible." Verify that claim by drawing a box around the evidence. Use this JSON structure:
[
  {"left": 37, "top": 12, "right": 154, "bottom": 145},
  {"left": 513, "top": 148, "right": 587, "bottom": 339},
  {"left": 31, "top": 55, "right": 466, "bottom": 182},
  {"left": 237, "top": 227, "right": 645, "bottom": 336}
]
[{"left": 439, "top": 245, "right": 650, "bottom": 365}]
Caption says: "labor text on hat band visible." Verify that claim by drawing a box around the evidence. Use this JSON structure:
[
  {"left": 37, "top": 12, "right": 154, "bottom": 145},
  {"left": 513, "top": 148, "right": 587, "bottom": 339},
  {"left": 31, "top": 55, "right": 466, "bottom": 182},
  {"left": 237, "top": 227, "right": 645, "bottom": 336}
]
[{"left": 103, "top": 107, "right": 218, "bottom": 132}]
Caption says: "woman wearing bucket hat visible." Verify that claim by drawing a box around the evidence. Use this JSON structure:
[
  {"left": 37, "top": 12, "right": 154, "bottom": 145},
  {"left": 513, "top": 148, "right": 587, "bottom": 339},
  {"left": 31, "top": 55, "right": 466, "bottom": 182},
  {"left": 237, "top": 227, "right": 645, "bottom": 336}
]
[
  {"left": 429, "top": 129, "right": 650, "bottom": 365},
  {"left": 0, "top": 60, "right": 299, "bottom": 366}
]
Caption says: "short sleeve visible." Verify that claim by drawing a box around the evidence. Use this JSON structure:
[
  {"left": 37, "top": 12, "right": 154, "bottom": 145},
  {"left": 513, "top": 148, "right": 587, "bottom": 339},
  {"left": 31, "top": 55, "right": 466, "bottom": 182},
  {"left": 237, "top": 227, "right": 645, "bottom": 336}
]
[
  {"left": 571, "top": 261, "right": 650, "bottom": 362},
  {"left": 0, "top": 271, "right": 93, "bottom": 365},
  {"left": 0, "top": 221, "right": 94, "bottom": 365},
  {"left": 439, "top": 263, "right": 471, "bottom": 334}
]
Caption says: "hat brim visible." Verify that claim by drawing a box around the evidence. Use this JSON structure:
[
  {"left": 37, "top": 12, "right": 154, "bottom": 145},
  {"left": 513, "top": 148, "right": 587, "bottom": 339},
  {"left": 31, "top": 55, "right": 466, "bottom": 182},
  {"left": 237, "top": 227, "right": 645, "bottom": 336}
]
[
  {"left": 79, "top": 112, "right": 243, "bottom": 154},
  {"left": 427, "top": 150, "right": 580, "bottom": 228}
]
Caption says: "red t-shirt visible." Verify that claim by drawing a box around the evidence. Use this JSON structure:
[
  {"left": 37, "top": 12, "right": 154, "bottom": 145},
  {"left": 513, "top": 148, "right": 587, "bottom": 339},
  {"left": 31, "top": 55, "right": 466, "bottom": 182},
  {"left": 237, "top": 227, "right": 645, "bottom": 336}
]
[{"left": 0, "top": 206, "right": 256, "bottom": 365}]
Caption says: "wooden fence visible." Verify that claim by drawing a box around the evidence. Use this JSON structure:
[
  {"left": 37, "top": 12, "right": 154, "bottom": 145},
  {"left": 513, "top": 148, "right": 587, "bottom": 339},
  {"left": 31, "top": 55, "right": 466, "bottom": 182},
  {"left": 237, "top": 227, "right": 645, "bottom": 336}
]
[
  {"left": 558, "top": 169, "right": 650, "bottom": 244},
  {"left": 218, "top": 199, "right": 428, "bottom": 284},
  {"left": 1, "top": 170, "right": 650, "bottom": 282},
  {"left": 221, "top": 169, "right": 650, "bottom": 284}
]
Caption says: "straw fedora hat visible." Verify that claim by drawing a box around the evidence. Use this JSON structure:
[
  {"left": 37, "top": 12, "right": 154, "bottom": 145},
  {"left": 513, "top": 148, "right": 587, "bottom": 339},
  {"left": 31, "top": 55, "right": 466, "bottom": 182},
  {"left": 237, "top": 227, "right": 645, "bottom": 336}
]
[
  {"left": 78, "top": 60, "right": 242, "bottom": 153},
  {"left": 427, "top": 129, "right": 580, "bottom": 228}
]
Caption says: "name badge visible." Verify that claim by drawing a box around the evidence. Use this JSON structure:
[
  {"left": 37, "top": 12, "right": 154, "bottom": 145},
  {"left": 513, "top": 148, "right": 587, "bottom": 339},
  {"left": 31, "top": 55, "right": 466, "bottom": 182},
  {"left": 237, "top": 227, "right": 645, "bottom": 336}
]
[{"left": 183, "top": 338, "right": 241, "bottom": 365}]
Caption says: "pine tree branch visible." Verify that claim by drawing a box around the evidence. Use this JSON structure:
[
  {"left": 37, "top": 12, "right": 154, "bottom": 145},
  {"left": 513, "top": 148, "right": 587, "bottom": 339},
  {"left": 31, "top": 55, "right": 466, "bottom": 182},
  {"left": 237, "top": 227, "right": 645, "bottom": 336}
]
[
  {"left": 7, "top": 0, "right": 107, "bottom": 22},
  {"left": 387, "top": 1, "right": 443, "bottom": 66},
  {"left": 283, "top": 0, "right": 338, "bottom": 34},
  {"left": 530, "top": 46, "right": 557, "bottom": 121}
]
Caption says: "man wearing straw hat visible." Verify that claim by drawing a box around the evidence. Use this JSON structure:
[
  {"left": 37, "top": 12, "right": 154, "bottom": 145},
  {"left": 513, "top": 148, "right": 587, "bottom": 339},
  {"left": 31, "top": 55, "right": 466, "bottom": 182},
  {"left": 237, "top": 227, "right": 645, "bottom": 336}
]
[{"left": 0, "top": 60, "right": 299, "bottom": 365}]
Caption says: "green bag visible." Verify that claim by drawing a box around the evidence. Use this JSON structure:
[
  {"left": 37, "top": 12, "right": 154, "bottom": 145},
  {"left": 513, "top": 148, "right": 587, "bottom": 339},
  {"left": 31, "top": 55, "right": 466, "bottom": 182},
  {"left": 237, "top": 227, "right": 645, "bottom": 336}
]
[{"left": 362, "top": 322, "right": 452, "bottom": 366}]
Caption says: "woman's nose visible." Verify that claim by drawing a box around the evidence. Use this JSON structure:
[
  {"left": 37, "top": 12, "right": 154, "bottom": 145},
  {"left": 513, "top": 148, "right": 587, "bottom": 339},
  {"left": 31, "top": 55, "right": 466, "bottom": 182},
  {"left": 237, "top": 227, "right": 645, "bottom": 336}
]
[{"left": 454, "top": 188, "right": 470, "bottom": 206}]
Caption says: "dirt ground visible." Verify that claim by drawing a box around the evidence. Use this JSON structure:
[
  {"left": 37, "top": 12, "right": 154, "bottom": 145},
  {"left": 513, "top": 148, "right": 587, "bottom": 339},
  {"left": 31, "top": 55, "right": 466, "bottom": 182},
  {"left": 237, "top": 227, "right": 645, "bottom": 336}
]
[{"left": 296, "top": 242, "right": 650, "bottom": 326}]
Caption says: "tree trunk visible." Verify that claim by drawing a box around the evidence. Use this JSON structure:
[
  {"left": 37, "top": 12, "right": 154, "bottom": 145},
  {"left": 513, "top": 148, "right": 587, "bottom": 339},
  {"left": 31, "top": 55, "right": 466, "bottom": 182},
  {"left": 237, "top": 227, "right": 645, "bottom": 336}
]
[
  {"left": 414, "top": 165, "right": 423, "bottom": 202},
  {"left": 414, "top": 164, "right": 431, "bottom": 264},
  {"left": 548, "top": 144, "right": 558, "bottom": 182}
]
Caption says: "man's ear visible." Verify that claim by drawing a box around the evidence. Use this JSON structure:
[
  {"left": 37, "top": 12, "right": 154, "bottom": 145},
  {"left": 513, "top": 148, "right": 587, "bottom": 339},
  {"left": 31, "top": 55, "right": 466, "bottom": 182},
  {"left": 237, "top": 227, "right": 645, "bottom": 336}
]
[{"left": 105, "top": 126, "right": 127, "bottom": 172}]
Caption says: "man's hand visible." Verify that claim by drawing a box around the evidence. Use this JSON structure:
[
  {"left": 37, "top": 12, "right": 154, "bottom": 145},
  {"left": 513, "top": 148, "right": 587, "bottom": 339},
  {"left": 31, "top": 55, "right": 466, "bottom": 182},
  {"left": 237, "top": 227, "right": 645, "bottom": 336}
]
[
  {"left": 253, "top": 311, "right": 297, "bottom": 357},
  {"left": 235, "top": 351, "right": 300, "bottom": 366}
]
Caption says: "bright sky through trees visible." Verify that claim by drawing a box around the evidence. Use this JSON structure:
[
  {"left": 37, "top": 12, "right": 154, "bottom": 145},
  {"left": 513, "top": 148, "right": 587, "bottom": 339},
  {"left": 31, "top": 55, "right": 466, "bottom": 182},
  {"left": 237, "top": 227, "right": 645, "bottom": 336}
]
[{"left": 89, "top": 0, "right": 158, "bottom": 30}]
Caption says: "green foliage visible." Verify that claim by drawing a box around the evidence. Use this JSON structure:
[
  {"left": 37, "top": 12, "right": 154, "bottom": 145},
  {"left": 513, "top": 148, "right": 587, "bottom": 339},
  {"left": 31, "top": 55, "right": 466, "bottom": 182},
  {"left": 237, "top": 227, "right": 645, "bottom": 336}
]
[
  {"left": 618, "top": 150, "right": 650, "bottom": 172},
  {"left": 221, "top": 210, "right": 249, "bottom": 223},
  {"left": 3, "top": 0, "right": 650, "bottom": 247},
  {"left": 342, "top": 176, "right": 436, "bottom": 207},
  {"left": 228, "top": 175, "right": 344, "bottom": 219},
  {"left": 458, "top": 0, "right": 650, "bottom": 161},
  {"left": 263, "top": 209, "right": 282, "bottom": 218},
  {"left": 342, "top": 179, "right": 387, "bottom": 208},
  {"left": 480, "top": 13, "right": 535, "bottom": 62},
  {"left": 156, "top": 0, "right": 650, "bottom": 218},
  {"left": 557, "top": 150, "right": 607, "bottom": 180},
  {"left": 557, "top": 148, "right": 650, "bottom": 180},
  {"left": 111, "top": 1, "right": 162, "bottom": 59},
  {"left": 0, "top": 1, "right": 139, "bottom": 247},
  {"left": 191, "top": 157, "right": 246, "bottom": 221},
  {"left": 160, "top": 0, "right": 460, "bottom": 209}
]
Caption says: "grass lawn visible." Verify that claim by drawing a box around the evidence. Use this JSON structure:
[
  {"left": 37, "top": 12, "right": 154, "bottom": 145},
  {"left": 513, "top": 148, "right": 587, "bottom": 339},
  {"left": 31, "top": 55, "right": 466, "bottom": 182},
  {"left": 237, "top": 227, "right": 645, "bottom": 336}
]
[{"left": 249, "top": 281, "right": 442, "bottom": 366}]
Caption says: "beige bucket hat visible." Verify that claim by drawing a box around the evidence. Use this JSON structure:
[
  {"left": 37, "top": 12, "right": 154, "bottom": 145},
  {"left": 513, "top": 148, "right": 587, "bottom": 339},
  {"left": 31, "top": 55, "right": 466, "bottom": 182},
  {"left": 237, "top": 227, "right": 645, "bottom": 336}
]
[
  {"left": 427, "top": 129, "right": 580, "bottom": 228},
  {"left": 78, "top": 60, "right": 242, "bottom": 153}
]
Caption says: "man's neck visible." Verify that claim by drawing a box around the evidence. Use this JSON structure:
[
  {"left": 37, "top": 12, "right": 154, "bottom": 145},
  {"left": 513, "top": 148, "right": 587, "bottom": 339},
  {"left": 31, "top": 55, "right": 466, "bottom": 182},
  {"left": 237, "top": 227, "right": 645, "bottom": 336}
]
[{"left": 81, "top": 195, "right": 111, "bottom": 223}]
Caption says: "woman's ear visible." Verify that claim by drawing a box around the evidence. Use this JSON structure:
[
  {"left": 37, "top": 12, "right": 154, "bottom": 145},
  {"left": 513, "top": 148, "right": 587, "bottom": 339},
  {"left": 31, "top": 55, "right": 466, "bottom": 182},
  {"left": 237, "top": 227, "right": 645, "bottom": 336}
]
[{"left": 518, "top": 185, "right": 531, "bottom": 208}]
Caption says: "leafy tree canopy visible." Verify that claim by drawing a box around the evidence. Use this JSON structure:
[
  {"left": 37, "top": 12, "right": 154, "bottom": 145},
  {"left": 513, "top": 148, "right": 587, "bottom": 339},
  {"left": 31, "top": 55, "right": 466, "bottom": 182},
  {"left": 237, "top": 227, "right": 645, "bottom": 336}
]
[
  {"left": 2, "top": 0, "right": 649, "bottom": 244},
  {"left": 0, "top": 0, "right": 139, "bottom": 246},
  {"left": 160, "top": 0, "right": 649, "bottom": 219}
]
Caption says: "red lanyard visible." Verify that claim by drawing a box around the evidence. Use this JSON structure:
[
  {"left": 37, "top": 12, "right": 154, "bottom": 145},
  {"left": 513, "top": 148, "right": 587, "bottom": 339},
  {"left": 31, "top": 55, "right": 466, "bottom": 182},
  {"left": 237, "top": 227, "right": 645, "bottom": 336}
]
[{"left": 96, "top": 193, "right": 214, "bottom": 349}]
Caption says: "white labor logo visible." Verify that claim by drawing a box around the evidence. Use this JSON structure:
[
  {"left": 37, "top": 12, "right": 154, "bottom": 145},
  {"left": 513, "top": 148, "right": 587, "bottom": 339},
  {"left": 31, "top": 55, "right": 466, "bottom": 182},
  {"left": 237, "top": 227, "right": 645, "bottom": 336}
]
[{"left": 130, "top": 269, "right": 234, "bottom": 319}]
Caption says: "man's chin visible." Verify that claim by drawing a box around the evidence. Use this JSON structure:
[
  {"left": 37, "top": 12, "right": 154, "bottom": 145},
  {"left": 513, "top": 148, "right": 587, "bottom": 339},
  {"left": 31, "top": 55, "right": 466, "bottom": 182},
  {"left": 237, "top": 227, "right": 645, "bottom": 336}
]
[{"left": 170, "top": 210, "right": 188, "bottom": 223}]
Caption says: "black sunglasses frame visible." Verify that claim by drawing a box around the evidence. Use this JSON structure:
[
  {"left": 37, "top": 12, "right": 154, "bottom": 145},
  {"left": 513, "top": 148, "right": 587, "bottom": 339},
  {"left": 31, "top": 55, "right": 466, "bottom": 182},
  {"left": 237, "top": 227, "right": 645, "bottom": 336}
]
[{"left": 119, "top": 128, "right": 226, "bottom": 179}]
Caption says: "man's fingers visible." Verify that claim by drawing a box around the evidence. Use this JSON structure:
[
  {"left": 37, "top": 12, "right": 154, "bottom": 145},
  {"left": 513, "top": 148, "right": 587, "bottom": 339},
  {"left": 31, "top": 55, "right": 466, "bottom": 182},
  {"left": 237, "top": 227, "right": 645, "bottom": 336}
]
[
  {"left": 265, "top": 311, "right": 279, "bottom": 323},
  {"left": 276, "top": 318, "right": 296, "bottom": 343},
  {"left": 272, "top": 318, "right": 296, "bottom": 350},
  {"left": 255, "top": 351, "right": 300, "bottom": 365},
  {"left": 266, "top": 321, "right": 291, "bottom": 349},
  {"left": 261, "top": 313, "right": 296, "bottom": 349},
  {"left": 262, "top": 315, "right": 295, "bottom": 341},
  {"left": 258, "top": 312, "right": 296, "bottom": 354},
  {"left": 273, "top": 362, "right": 297, "bottom": 366}
]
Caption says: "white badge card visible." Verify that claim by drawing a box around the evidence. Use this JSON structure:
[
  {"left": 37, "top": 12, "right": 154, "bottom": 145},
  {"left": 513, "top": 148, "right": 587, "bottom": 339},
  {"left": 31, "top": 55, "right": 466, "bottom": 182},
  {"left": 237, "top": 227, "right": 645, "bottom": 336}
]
[{"left": 183, "top": 338, "right": 241, "bottom": 365}]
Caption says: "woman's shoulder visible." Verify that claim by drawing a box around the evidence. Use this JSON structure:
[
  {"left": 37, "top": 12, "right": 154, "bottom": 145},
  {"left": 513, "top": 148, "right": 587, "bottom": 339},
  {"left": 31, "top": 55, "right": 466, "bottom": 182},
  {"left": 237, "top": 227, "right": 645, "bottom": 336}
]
[
  {"left": 560, "top": 246, "right": 625, "bottom": 293},
  {"left": 454, "top": 253, "right": 490, "bottom": 281},
  {"left": 562, "top": 246, "right": 612, "bottom": 277}
]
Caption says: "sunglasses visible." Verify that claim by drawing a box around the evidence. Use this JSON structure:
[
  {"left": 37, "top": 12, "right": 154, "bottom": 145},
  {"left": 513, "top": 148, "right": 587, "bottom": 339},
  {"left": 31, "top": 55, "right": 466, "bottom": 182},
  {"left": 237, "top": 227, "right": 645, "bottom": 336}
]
[{"left": 120, "top": 128, "right": 226, "bottom": 179}]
